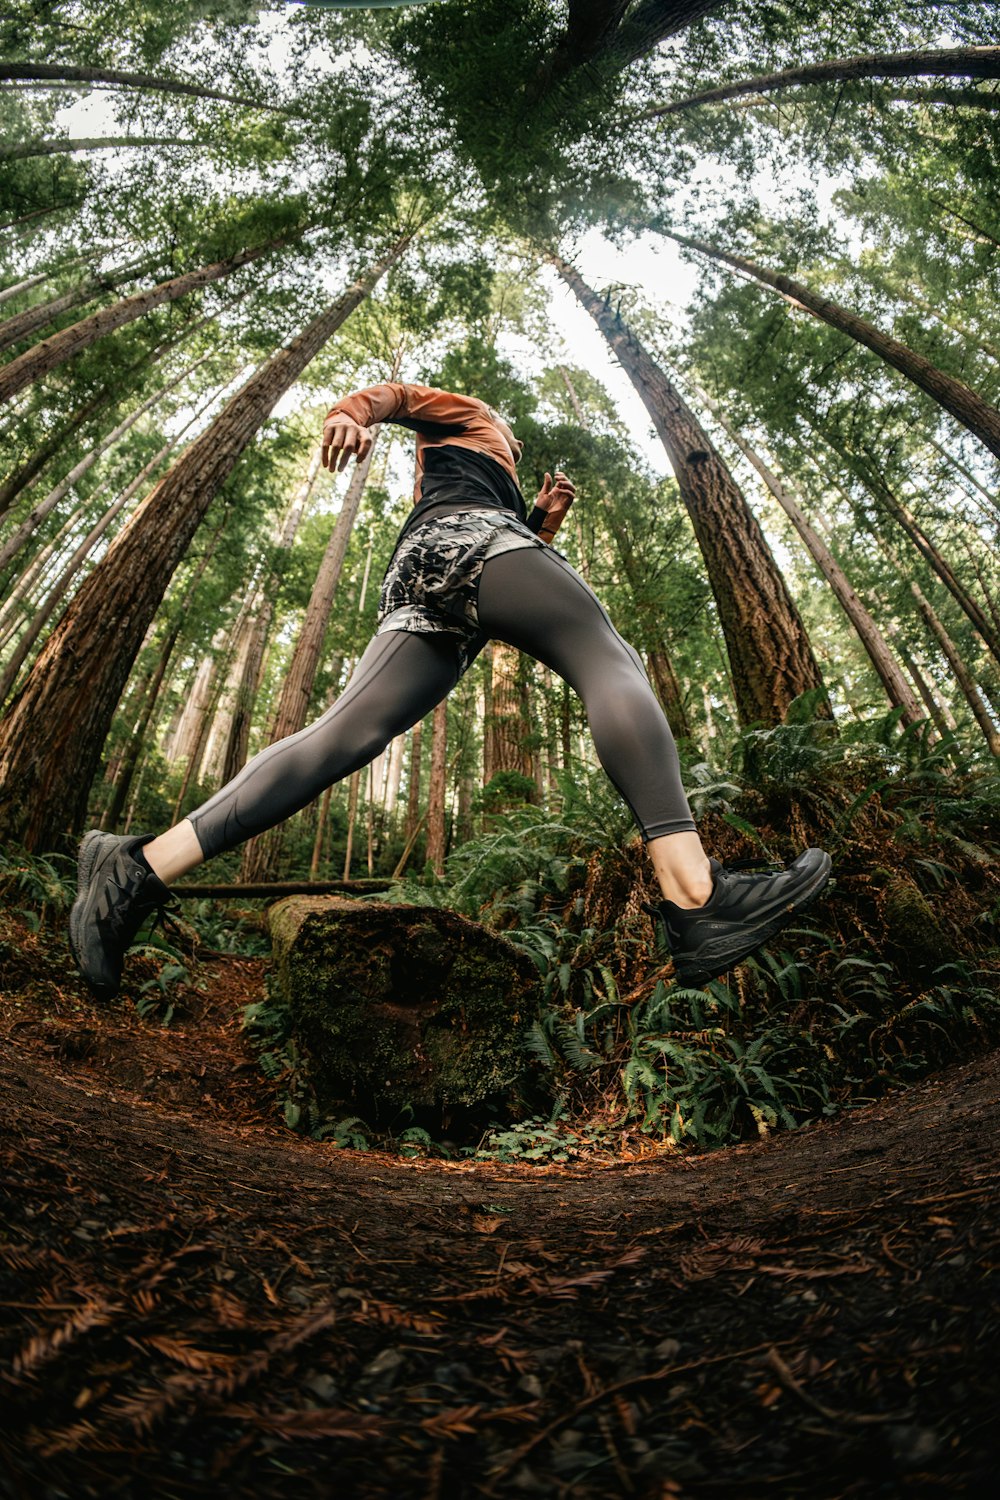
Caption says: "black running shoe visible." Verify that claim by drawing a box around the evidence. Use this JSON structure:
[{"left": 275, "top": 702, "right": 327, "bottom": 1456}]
[
  {"left": 68, "top": 831, "right": 178, "bottom": 1001},
  {"left": 643, "top": 848, "right": 833, "bottom": 988}
]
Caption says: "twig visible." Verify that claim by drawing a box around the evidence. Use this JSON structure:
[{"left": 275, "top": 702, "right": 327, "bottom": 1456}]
[
  {"left": 484, "top": 1337, "right": 799, "bottom": 1488},
  {"left": 765, "top": 1346, "right": 909, "bottom": 1426}
]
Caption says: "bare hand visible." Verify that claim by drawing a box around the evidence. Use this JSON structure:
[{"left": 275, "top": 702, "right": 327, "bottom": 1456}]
[
  {"left": 321, "top": 413, "right": 373, "bottom": 473},
  {"left": 535, "top": 470, "right": 576, "bottom": 539}
]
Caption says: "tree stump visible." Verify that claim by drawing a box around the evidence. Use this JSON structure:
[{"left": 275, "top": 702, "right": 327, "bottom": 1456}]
[{"left": 267, "top": 897, "right": 542, "bottom": 1126}]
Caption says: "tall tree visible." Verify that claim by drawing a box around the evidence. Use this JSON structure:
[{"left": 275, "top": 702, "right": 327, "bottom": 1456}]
[
  {"left": 0, "top": 239, "right": 409, "bottom": 850},
  {"left": 425, "top": 697, "right": 448, "bottom": 876},
  {"left": 0, "top": 250, "right": 164, "bottom": 354},
  {"left": 699, "top": 391, "right": 924, "bottom": 725},
  {"left": 0, "top": 61, "right": 281, "bottom": 110},
  {"left": 637, "top": 46, "right": 1000, "bottom": 120},
  {"left": 910, "top": 582, "right": 1000, "bottom": 756},
  {"left": 0, "top": 232, "right": 296, "bottom": 406},
  {"left": 238, "top": 431, "right": 382, "bottom": 883},
  {"left": 553, "top": 254, "right": 829, "bottom": 726},
  {"left": 648, "top": 227, "right": 1000, "bottom": 463},
  {"left": 212, "top": 450, "right": 323, "bottom": 786}
]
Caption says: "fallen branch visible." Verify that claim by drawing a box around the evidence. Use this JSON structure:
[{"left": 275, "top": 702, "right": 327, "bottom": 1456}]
[{"left": 169, "top": 878, "right": 396, "bottom": 900}]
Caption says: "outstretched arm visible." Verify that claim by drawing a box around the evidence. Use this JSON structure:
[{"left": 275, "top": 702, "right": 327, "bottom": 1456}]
[{"left": 321, "top": 382, "right": 481, "bottom": 473}]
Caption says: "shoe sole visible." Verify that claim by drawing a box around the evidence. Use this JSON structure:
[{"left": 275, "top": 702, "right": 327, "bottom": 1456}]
[
  {"left": 673, "top": 852, "right": 833, "bottom": 989},
  {"left": 69, "top": 830, "right": 117, "bottom": 999}
]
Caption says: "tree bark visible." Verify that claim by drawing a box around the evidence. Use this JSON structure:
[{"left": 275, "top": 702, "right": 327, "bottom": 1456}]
[
  {"left": 554, "top": 254, "right": 829, "bottom": 725},
  {"left": 0, "top": 376, "right": 228, "bottom": 649},
  {"left": 0, "top": 352, "right": 209, "bottom": 577},
  {"left": 238, "top": 437, "right": 380, "bottom": 884},
  {"left": 0, "top": 135, "right": 201, "bottom": 161},
  {"left": 0, "top": 233, "right": 292, "bottom": 407},
  {"left": 0, "top": 312, "right": 222, "bottom": 520},
  {"left": 638, "top": 45, "right": 1000, "bottom": 119},
  {"left": 0, "top": 61, "right": 281, "bottom": 110},
  {"left": 102, "top": 519, "right": 226, "bottom": 831},
  {"left": 0, "top": 438, "right": 175, "bottom": 703},
  {"left": 528, "top": 0, "right": 720, "bottom": 101},
  {"left": 405, "top": 720, "right": 422, "bottom": 844},
  {"left": 484, "top": 643, "right": 535, "bottom": 790},
  {"left": 927, "top": 438, "right": 1000, "bottom": 527},
  {"left": 215, "top": 449, "right": 322, "bottom": 785},
  {"left": 892, "top": 631, "right": 959, "bottom": 739},
  {"left": 651, "top": 227, "right": 1000, "bottom": 463},
  {"left": 646, "top": 647, "right": 692, "bottom": 739},
  {"left": 385, "top": 733, "right": 405, "bottom": 818},
  {"left": 342, "top": 770, "right": 361, "bottom": 879},
  {"left": 0, "top": 242, "right": 408, "bottom": 851},
  {"left": 309, "top": 785, "right": 335, "bottom": 878},
  {"left": 425, "top": 698, "right": 448, "bottom": 876},
  {"left": 702, "top": 394, "right": 923, "bottom": 724},
  {"left": 559, "top": 362, "right": 691, "bottom": 737},
  {"left": 0, "top": 250, "right": 163, "bottom": 354},
  {"left": 0, "top": 250, "right": 98, "bottom": 309},
  {"left": 911, "top": 583, "right": 1000, "bottom": 756},
  {"left": 172, "top": 652, "right": 228, "bottom": 819},
  {"left": 834, "top": 442, "right": 1000, "bottom": 669}
]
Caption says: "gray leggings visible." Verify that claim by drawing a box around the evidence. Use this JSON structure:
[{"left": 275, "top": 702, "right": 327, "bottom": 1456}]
[{"left": 187, "top": 546, "right": 696, "bottom": 861}]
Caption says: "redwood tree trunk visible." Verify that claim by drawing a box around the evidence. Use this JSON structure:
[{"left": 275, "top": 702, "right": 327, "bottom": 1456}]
[
  {"left": 484, "top": 642, "right": 535, "bottom": 791},
  {"left": 639, "top": 45, "right": 1000, "bottom": 119},
  {"left": 0, "top": 61, "right": 279, "bottom": 110},
  {"left": 560, "top": 362, "right": 691, "bottom": 739},
  {"left": 0, "top": 352, "right": 209, "bottom": 577},
  {"left": 0, "top": 314, "right": 221, "bottom": 519},
  {"left": 0, "top": 234, "right": 293, "bottom": 407},
  {"left": 217, "top": 450, "right": 322, "bottom": 784},
  {"left": 103, "top": 519, "right": 226, "bottom": 831},
  {"left": 0, "top": 250, "right": 163, "bottom": 354},
  {"left": 0, "top": 243, "right": 407, "bottom": 850},
  {"left": 911, "top": 583, "right": 1000, "bottom": 756},
  {"left": 425, "top": 698, "right": 448, "bottom": 876},
  {"left": 554, "top": 254, "right": 829, "bottom": 726},
  {"left": 405, "top": 720, "right": 423, "bottom": 844},
  {"left": 0, "top": 250, "right": 96, "bottom": 309},
  {"left": 825, "top": 436, "right": 1000, "bottom": 669},
  {"left": 238, "top": 436, "right": 380, "bottom": 884},
  {"left": 1, "top": 135, "right": 200, "bottom": 162},
  {"left": 653, "top": 228, "right": 1000, "bottom": 462},
  {"left": 646, "top": 647, "right": 692, "bottom": 739},
  {"left": 703, "top": 397, "right": 923, "bottom": 724}
]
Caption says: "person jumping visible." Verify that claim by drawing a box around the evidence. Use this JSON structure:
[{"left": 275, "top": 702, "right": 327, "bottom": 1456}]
[{"left": 69, "top": 381, "right": 831, "bottom": 1001}]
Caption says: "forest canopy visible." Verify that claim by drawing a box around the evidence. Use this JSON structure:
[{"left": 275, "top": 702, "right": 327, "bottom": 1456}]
[{"left": 0, "top": 0, "right": 998, "bottom": 869}]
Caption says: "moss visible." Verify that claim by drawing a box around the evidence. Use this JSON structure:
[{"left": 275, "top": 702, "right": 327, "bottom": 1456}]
[
  {"left": 268, "top": 897, "right": 541, "bottom": 1124},
  {"left": 879, "top": 876, "right": 960, "bottom": 974}
]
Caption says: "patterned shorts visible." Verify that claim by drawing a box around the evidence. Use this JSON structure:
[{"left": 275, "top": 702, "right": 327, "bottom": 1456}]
[{"left": 376, "top": 509, "right": 546, "bottom": 672}]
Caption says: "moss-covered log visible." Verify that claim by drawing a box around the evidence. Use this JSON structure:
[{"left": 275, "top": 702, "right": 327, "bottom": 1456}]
[{"left": 267, "top": 897, "right": 542, "bottom": 1125}]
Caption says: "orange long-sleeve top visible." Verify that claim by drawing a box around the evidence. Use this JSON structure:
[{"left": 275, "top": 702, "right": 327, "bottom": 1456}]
[{"left": 326, "top": 382, "right": 521, "bottom": 500}]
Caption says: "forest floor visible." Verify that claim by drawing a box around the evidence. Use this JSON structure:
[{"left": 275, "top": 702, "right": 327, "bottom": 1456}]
[{"left": 1, "top": 925, "right": 999, "bottom": 1500}]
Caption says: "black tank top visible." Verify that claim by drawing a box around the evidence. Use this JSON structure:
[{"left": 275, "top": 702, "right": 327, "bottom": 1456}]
[{"left": 393, "top": 444, "right": 529, "bottom": 545}]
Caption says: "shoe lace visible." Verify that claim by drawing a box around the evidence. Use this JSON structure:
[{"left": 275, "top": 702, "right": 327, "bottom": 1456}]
[
  {"left": 724, "top": 857, "right": 784, "bottom": 875},
  {"left": 102, "top": 865, "right": 182, "bottom": 944}
]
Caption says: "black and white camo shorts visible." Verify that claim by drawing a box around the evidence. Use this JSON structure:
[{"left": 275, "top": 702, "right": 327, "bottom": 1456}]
[{"left": 376, "top": 509, "right": 548, "bottom": 672}]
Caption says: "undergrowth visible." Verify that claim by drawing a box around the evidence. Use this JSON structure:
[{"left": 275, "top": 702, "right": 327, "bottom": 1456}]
[
  {"left": 373, "top": 705, "right": 1000, "bottom": 1153},
  {"left": 4, "top": 707, "right": 1000, "bottom": 1158}
]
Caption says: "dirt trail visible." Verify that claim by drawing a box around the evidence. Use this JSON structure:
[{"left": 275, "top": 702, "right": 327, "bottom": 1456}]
[{"left": 0, "top": 940, "right": 998, "bottom": 1498}]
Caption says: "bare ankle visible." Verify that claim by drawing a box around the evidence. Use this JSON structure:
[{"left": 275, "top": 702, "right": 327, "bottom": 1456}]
[
  {"left": 646, "top": 832, "right": 714, "bottom": 910},
  {"left": 658, "top": 860, "right": 713, "bottom": 910}
]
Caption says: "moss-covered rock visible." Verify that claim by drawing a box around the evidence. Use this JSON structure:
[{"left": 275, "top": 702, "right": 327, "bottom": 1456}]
[
  {"left": 877, "top": 873, "right": 960, "bottom": 975},
  {"left": 267, "top": 897, "right": 542, "bottom": 1125}
]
